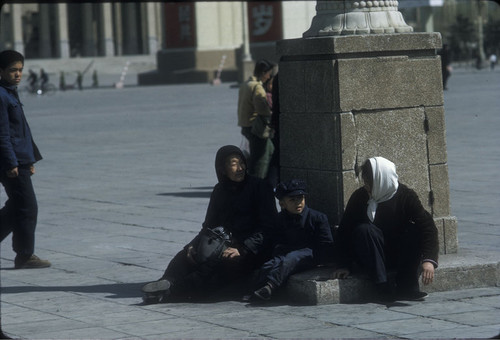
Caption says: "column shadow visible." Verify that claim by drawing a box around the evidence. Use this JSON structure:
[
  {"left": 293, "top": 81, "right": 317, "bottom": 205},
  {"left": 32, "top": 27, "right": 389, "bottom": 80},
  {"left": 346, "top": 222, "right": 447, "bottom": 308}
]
[{"left": 1, "top": 282, "right": 144, "bottom": 299}]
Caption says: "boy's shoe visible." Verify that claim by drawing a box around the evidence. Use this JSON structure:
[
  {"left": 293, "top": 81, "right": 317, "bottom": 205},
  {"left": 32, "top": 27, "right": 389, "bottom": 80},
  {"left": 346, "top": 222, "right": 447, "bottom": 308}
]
[
  {"left": 141, "top": 279, "right": 171, "bottom": 304},
  {"left": 396, "top": 290, "right": 428, "bottom": 301},
  {"left": 253, "top": 285, "right": 272, "bottom": 301},
  {"left": 241, "top": 294, "right": 253, "bottom": 303},
  {"left": 14, "top": 255, "right": 51, "bottom": 269}
]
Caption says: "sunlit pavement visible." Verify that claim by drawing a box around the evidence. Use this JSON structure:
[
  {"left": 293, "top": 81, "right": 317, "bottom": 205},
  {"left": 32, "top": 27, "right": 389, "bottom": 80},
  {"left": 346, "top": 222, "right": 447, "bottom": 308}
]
[{"left": 1, "top": 67, "right": 499, "bottom": 339}]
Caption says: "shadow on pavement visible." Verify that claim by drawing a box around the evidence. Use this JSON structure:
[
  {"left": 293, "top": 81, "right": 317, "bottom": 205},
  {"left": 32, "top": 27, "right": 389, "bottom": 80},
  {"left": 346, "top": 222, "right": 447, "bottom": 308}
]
[
  {"left": 1, "top": 282, "right": 144, "bottom": 299},
  {"left": 157, "top": 191, "right": 212, "bottom": 198},
  {"left": 157, "top": 186, "right": 213, "bottom": 198}
]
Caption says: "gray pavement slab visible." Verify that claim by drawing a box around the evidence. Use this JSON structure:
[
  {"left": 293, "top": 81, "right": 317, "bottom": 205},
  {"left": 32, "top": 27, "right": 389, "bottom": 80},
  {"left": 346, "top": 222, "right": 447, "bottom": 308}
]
[{"left": 1, "top": 67, "right": 500, "bottom": 339}]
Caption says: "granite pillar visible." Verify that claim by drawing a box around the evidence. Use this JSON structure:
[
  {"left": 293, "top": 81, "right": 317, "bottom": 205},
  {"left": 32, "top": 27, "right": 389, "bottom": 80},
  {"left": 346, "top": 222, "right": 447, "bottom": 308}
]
[{"left": 277, "top": 1, "right": 457, "bottom": 254}]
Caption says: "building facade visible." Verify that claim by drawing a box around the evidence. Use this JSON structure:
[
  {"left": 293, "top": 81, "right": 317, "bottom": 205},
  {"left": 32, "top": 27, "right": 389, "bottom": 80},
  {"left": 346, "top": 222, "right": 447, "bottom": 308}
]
[
  {"left": 0, "top": 1, "right": 498, "bottom": 83},
  {"left": 0, "top": 3, "right": 163, "bottom": 58}
]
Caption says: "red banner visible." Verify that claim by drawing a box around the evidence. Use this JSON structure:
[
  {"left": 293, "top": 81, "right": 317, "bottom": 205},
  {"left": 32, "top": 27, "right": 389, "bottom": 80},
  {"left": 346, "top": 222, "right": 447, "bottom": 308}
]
[{"left": 248, "top": 2, "right": 283, "bottom": 43}]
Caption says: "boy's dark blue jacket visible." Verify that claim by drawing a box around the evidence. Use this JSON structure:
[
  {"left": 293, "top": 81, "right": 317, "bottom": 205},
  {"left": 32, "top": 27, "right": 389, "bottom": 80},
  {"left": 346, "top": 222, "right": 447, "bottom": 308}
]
[
  {"left": 0, "top": 80, "right": 42, "bottom": 171},
  {"left": 273, "top": 205, "right": 334, "bottom": 264}
]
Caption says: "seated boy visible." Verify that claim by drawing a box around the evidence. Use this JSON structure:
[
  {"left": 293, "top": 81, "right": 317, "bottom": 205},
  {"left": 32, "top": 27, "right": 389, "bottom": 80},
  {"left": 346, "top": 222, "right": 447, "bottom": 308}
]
[{"left": 250, "top": 179, "right": 334, "bottom": 301}]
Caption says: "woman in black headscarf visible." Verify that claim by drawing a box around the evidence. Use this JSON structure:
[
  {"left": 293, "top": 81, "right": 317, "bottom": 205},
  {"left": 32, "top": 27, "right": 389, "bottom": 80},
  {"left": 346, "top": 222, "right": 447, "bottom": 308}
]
[{"left": 141, "top": 145, "right": 277, "bottom": 303}]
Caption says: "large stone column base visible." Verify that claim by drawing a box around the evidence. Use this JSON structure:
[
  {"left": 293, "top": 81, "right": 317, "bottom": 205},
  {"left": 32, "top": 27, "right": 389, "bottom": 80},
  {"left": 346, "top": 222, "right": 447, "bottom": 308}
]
[
  {"left": 277, "top": 33, "right": 457, "bottom": 254},
  {"left": 285, "top": 250, "right": 500, "bottom": 305}
]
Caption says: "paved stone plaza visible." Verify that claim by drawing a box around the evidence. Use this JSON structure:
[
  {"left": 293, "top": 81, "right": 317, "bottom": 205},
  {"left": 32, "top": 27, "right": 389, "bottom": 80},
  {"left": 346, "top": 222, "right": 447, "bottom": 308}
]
[{"left": 1, "top": 67, "right": 499, "bottom": 339}]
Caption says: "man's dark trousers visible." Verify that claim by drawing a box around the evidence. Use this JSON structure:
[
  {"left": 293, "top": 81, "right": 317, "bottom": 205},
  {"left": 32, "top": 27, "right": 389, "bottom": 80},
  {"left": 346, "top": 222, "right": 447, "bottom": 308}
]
[{"left": 0, "top": 165, "right": 37, "bottom": 256}]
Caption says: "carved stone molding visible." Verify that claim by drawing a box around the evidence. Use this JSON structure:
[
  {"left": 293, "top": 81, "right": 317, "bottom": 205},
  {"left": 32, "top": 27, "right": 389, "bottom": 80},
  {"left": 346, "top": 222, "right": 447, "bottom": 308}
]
[{"left": 303, "top": 0, "right": 413, "bottom": 37}]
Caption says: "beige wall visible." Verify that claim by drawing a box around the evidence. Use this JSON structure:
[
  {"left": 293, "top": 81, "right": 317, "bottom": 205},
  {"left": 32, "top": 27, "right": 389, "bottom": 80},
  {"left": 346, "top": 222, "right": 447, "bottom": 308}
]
[
  {"left": 195, "top": 2, "right": 243, "bottom": 51},
  {"left": 192, "top": 1, "right": 316, "bottom": 51},
  {"left": 282, "top": 1, "right": 317, "bottom": 39}
]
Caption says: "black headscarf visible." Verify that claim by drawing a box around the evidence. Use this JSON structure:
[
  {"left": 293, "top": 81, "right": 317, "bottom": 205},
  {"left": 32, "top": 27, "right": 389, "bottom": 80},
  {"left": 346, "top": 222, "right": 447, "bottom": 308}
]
[{"left": 214, "top": 145, "right": 247, "bottom": 186}]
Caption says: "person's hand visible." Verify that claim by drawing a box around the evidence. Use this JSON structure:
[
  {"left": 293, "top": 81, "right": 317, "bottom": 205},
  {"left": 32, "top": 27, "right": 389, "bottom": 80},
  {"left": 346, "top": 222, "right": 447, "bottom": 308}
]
[
  {"left": 186, "top": 245, "right": 197, "bottom": 265},
  {"left": 421, "top": 261, "right": 435, "bottom": 285},
  {"left": 222, "top": 247, "right": 240, "bottom": 259},
  {"left": 332, "top": 268, "right": 350, "bottom": 279},
  {"left": 6, "top": 167, "right": 18, "bottom": 178},
  {"left": 30, "top": 165, "right": 35, "bottom": 175}
]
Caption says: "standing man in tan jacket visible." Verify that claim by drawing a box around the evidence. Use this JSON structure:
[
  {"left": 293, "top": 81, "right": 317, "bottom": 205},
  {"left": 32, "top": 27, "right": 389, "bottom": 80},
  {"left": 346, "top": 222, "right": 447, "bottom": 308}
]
[{"left": 237, "top": 59, "right": 275, "bottom": 179}]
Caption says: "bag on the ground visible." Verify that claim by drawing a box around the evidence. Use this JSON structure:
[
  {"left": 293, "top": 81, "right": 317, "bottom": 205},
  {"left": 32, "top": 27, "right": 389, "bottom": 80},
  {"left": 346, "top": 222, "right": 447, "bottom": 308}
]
[
  {"left": 192, "top": 226, "right": 231, "bottom": 264},
  {"left": 251, "top": 115, "right": 272, "bottom": 139}
]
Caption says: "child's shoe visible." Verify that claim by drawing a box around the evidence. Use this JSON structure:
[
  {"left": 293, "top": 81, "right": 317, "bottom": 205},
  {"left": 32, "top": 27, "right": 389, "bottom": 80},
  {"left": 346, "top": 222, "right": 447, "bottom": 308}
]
[{"left": 253, "top": 284, "right": 273, "bottom": 301}]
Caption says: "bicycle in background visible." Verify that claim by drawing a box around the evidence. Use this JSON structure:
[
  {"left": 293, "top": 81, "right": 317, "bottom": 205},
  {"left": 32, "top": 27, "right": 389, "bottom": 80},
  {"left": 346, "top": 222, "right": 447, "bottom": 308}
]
[{"left": 20, "top": 80, "right": 57, "bottom": 96}]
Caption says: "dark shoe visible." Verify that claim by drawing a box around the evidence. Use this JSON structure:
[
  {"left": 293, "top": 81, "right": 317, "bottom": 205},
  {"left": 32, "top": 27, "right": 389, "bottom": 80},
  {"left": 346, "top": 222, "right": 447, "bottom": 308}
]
[
  {"left": 142, "top": 293, "right": 163, "bottom": 305},
  {"left": 373, "top": 282, "right": 396, "bottom": 303},
  {"left": 14, "top": 255, "right": 51, "bottom": 269},
  {"left": 253, "top": 285, "right": 272, "bottom": 301},
  {"left": 396, "top": 290, "right": 428, "bottom": 301},
  {"left": 241, "top": 294, "right": 253, "bottom": 303},
  {"left": 141, "top": 279, "right": 171, "bottom": 304}
]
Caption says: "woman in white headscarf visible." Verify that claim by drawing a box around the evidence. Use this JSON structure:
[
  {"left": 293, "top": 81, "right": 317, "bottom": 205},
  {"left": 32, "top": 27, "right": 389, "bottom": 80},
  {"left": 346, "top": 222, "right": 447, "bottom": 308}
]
[{"left": 332, "top": 157, "right": 439, "bottom": 302}]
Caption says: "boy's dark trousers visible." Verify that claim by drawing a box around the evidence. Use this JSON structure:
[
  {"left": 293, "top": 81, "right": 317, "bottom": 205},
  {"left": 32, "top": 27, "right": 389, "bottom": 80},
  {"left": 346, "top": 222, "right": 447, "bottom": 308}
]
[
  {"left": 254, "top": 247, "right": 314, "bottom": 289},
  {"left": 0, "top": 165, "right": 37, "bottom": 257},
  {"left": 351, "top": 222, "right": 421, "bottom": 292}
]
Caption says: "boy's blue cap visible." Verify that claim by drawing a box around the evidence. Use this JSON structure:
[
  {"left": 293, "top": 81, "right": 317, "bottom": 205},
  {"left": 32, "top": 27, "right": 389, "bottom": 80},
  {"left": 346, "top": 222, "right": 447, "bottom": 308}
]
[{"left": 275, "top": 179, "right": 307, "bottom": 199}]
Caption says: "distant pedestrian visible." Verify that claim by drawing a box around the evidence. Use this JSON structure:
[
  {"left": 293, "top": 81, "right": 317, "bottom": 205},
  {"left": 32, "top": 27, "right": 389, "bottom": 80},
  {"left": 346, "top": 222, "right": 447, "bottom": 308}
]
[
  {"left": 237, "top": 59, "right": 275, "bottom": 179},
  {"left": 475, "top": 50, "right": 483, "bottom": 70},
  {"left": 489, "top": 54, "right": 497, "bottom": 70},
  {"left": 439, "top": 44, "right": 452, "bottom": 90},
  {"left": 250, "top": 179, "right": 334, "bottom": 302},
  {"left": 39, "top": 68, "right": 48, "bottom": 89},
  {"left": 0, "top": 50, "right": 51, "bottom": 269},
  {"left": 332, "top": 157, "right": 438, "bottom": 302},
  {"left": 76, "top": 71, "right": 83, "bottom": 90},
  {"left": 92, "top": 70, "right": 98, "bottom": 88},
  {"left": 27, "top": 69, "right": 37, "bottom": 92},
  {"left": 59, "top": 71, "right": 66, "bottom": 91}
]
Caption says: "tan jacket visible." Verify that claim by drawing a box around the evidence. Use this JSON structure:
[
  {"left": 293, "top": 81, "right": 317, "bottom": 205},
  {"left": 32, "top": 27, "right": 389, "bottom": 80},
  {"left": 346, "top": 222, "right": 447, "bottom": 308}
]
[{"left": 237, "top": 76, "right": 271, "bottom": 128}]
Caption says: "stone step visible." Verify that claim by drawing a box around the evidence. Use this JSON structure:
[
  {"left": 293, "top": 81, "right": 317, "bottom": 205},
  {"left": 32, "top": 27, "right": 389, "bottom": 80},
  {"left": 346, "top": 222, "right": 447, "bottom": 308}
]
[{"left": 285, "top": 248, "right": 500, "bottom": 305}]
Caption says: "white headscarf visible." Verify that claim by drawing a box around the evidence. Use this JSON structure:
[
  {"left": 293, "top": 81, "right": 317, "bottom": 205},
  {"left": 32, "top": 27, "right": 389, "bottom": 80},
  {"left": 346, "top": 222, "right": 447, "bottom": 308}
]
[{"left": 366, "top": 157, "right": 399, "bottom": 222}]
